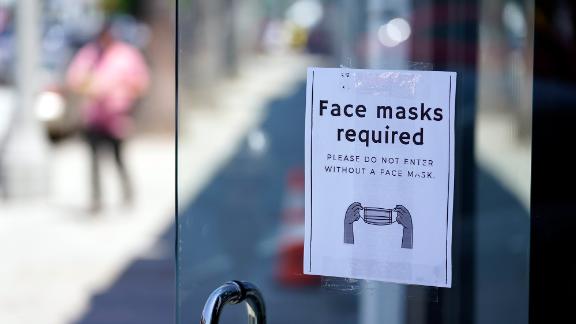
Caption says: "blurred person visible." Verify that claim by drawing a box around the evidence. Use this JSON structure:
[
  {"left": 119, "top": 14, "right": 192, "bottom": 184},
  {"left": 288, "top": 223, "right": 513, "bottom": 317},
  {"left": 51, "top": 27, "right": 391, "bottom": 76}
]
[{"left": 66, "top": 21, "right": 149, "bottom": 213}]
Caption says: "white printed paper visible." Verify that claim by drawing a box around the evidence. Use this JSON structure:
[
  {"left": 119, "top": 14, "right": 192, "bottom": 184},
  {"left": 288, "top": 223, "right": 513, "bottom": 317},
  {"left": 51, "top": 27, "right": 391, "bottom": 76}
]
[{"left": 304, "top": 67, "right": 455, "bottom": 288}]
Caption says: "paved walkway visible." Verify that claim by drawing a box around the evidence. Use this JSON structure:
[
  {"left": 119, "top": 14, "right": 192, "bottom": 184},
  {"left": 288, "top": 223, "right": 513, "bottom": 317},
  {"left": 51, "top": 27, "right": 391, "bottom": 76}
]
[{"left": 0, "top": 135, "right": 175, "bottom": 324}]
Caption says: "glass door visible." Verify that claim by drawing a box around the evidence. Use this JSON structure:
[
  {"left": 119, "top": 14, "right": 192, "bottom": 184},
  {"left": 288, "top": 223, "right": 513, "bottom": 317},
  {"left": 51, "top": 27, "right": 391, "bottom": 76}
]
[{"left": 176, "top": 0, "right": 536, "bottom": 323}]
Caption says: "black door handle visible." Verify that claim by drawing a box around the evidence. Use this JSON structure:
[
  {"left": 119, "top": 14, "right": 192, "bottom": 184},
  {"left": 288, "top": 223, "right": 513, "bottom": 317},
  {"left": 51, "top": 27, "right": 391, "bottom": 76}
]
[{"left": 201, "top": 280, "right": 266, "bottom": 324}]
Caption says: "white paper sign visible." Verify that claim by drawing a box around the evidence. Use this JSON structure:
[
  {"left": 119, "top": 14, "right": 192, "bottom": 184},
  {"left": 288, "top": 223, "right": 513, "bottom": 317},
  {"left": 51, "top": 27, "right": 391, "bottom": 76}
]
[{"left": 304, "top": 67, "right": 455, "bottom": 288}]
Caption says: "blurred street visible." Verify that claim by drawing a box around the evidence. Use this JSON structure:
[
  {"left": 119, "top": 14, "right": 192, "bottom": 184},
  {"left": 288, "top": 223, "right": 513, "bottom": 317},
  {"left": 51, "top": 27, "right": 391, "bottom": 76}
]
[{"left": 178, "top": 78, "right": 358, "bottom": 324}]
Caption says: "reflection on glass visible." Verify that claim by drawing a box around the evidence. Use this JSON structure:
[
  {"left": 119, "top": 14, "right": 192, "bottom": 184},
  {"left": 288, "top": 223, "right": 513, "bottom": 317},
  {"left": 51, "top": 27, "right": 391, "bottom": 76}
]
[{"left": 177, "top": 1, "right": 534, "bottom": 323}]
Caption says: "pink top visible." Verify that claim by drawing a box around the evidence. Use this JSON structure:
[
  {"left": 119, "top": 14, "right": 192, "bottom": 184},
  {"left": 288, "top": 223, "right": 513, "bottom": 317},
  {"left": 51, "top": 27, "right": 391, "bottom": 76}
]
[{"left": 67, "top": 41, "right": 150, "bottom": 138}]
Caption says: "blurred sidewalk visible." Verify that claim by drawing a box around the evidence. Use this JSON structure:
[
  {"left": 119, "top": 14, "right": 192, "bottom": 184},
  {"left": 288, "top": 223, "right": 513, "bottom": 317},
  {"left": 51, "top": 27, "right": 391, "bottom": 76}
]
[
  {"left": 0, "top": 135, "right": 175, "bottom": 324},
  {"left": 0, "top": 53, "right": 315, "bottom": 324}
]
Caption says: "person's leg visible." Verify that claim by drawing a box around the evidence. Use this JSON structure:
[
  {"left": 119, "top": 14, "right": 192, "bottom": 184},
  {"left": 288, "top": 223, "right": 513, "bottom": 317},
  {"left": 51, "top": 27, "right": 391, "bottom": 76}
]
[
  {"left": 111, "top": 136, "right": 133, "bottom": 205},
  {"left": 86, "top": 129, "right": 102, "bottom": 212}
]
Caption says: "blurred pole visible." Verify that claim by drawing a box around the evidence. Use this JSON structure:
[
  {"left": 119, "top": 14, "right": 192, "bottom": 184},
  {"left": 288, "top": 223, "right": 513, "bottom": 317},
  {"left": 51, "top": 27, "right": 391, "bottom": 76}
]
[
  {"left": 365, "top": 0, "right": 410, "bottom": 69},
  {"left": 360, "top": 0, "right": 410, "bottom": 323},
  {"left": 223, "top": 0, "right": 238, "bottom": 76},
  {"left": 360, "top": 281, "right": 405, "bottom": 324},
  {"left": 2, "top": 0, "right": 49, "bottom": 198},
  {"left": 17, "top": 0, "right": 39, "bottom": 119}
]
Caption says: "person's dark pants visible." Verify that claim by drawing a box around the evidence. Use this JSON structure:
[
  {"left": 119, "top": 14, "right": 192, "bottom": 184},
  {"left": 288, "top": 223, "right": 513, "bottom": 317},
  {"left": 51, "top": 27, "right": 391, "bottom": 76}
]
[{"left": 85, "top": 128, "right": 132, "bottom": 211}]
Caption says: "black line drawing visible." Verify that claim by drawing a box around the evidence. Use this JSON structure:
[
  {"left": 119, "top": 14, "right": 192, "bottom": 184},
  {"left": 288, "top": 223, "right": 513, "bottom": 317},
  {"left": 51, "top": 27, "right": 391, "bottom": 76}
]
[{"left": 344, "top": 202, "right": 413, "bottom": 249}]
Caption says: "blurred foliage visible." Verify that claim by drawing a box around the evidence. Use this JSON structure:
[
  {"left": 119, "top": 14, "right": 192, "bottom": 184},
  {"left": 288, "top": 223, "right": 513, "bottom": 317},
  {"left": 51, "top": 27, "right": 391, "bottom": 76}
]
[{"left": 100, "top": 0, "right": 140, "bottom": 15}]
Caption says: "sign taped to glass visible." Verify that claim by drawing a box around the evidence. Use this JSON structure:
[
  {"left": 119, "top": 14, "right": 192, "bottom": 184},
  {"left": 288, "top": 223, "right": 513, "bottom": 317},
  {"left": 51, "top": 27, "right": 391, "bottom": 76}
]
[{"left": 304, "top": 67, "right": 456, "bottom": 288}]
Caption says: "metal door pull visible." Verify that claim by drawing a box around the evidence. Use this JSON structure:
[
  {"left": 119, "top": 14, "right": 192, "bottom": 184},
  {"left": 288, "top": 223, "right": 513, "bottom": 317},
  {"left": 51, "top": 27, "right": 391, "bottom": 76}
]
[{"left": 201, "top": 280, "right": 266, "bottom": 324}]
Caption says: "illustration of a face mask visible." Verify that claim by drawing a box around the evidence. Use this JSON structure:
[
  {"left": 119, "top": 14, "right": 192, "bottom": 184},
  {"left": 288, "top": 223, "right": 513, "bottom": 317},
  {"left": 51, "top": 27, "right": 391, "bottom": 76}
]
[
  {"left": 362, "top": 207, "right": 393, "bottom": 226},
  {"left": 344, "top": 202, "right": 413, "bottom": 249}
]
